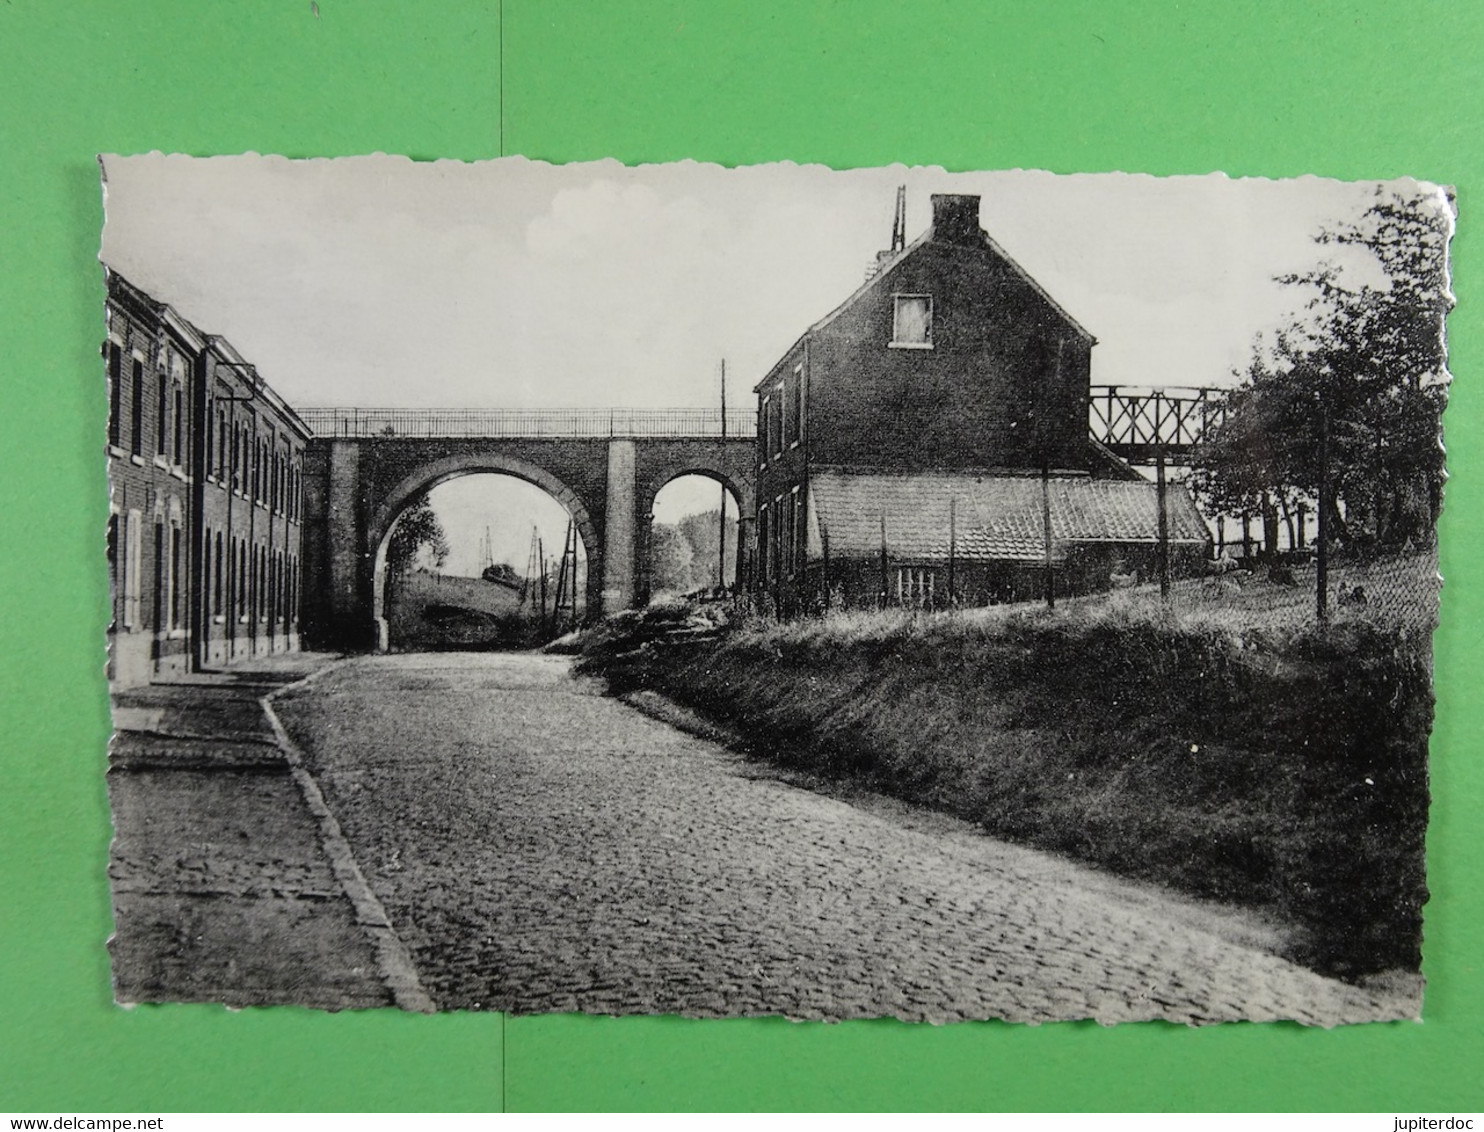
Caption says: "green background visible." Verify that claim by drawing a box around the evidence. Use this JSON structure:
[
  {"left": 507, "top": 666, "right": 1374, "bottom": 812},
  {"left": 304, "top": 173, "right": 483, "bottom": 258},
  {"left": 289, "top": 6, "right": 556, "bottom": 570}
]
[{"left": 2, "top": 0, "right": 1480, "bottom": 1112}]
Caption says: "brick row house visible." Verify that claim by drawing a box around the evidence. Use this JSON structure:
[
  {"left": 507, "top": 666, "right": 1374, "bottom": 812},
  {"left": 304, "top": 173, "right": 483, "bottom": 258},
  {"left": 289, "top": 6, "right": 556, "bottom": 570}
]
[
  {"left": 105, "top": 271, "right": 309, "bottom": 686},
  {"left": 752, "top": 193, "right": 1210, "bottom": 612}
]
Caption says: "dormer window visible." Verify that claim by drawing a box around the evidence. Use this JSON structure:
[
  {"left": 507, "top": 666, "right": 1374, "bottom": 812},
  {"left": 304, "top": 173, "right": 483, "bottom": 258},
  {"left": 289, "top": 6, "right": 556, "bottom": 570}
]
[{"left": 890, "top": 294, "right": 933, "bottom": 348}]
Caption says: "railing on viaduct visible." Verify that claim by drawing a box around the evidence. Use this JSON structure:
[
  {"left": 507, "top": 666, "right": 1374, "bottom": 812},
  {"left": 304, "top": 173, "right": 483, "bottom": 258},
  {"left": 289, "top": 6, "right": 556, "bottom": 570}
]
[
  {"left": 299, "top": 388, "right": 1230, "bottom": 458},
  {"left": 296, "top": 406, "right": 758, "bottom": 440}
]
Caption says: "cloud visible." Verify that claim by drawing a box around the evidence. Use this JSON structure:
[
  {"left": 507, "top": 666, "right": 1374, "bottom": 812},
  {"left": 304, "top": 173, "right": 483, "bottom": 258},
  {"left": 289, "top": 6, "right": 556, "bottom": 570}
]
[{"left": 100, "top": 156, "right": 1427, "bottom": 413}]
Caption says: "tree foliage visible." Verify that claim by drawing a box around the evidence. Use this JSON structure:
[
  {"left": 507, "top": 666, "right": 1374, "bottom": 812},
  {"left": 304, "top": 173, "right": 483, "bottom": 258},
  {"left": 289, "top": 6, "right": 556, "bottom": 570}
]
[
  {"left": 650, "top": 508, "right": 738, "bottom": 596},
  {"left": 387, "top": 494, "right": 450, "bottom": 575},
  {"left": 1189, "top": 185, "right": 1453, "bottom": 551}
]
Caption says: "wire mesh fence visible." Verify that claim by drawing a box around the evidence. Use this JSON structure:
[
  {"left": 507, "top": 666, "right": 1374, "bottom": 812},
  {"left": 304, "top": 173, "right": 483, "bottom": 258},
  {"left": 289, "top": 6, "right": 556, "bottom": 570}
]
[{"left": 1154, "top": 548, "right": 1441, "bottom": 634}]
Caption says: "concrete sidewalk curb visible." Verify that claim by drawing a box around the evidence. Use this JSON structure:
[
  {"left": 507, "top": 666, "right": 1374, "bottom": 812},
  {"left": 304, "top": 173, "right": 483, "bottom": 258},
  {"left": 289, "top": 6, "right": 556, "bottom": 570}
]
[{"left": 261, "top": 659, "right": 437, "bottom": 1014}]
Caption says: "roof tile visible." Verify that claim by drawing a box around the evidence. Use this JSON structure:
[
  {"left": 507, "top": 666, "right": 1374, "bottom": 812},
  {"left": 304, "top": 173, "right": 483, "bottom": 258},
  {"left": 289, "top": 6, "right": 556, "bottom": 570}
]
[{"left": 810, "top": 470, "right": 1209, "bottom": 563}]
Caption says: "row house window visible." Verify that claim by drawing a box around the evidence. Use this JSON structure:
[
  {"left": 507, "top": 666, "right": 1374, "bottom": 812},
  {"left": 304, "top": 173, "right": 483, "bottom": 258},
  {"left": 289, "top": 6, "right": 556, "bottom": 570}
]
[
  {"left": 759, "top": 368, "right": 806, "bottom": 465},
  {"left": 148, "top": 363, "right": 188, "bottom": 470},
  {"left": 197, "top": 531, "right": 298, "bottom": 633},
  {"left": 783, "top": 487, "right": 804, "bottom": 577},
  {"left": 107, "top": 344, "right": 122, "bottom": 448},
  {"left": 156, "top": 373, "right": 169, "bottom": 458},
  {"left": 122, "top": 510, "right": 142, "bottom": 627},
  {"left": 790, "top": 364, "right": 804, "bottom": 447},
  {"left": 150, "top": 518, "right": 183, "bottom": 636},
  {"left": 106, "top": 334, "right": 188, "bottom": 466},
  {"left": 207, "top": 533, "right": 297, "bottom": 631},
  {"left": 269, "top": 447, "right": 295, "bottom": 515},
  {"left": 230, "top": 422, "right": 251, "bottom": 495},
  {"left": 761, "top": 391, "right": 778, "bottom": 462},
  {"left": 758, "top": 503, "right": 770, "bottom": 584},
  {"left": 890, "top": 293, "right": 933, "bottom": 348},
  {"left": 169, "top": 521, "right": 183, "bottom": 630},
  {"left": 759, "top": 487, "right": 807, "bottom": 585},
  {"left": 237, "top": 541, "right": 249, "bottom": 618},
  {"left": 107, "top": 513, "right": 144, "bottom": 633},
  {"left": 106, "top": 515, "right": 118, "bottom": 629},
  {"left": 130, "top": 358, "right": 144, "bottom": 457},
  {"left": 218, "top": 408, "right": 228, "bottom": 479},
  {"left": 202, "top": 531, "right": 214, "bottom": 622},
  {"left": 173, "top": 382, "right": 185, "bottom": 466},
  {"left": 213, "top": 531, "right": 224, "bottom": 615}
]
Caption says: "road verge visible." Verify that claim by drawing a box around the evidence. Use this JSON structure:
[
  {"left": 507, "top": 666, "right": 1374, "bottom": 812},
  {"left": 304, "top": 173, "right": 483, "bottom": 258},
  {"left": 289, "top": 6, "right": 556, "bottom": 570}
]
[{"left": 261, "top": 661, "right": 437, "bottom": 1013}]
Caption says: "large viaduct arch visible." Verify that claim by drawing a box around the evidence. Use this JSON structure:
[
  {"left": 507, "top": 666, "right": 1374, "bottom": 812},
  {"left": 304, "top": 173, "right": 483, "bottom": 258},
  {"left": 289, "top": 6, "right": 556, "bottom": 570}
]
[{"left": 297, "top": 409, "right": 756, "bottom": 652}]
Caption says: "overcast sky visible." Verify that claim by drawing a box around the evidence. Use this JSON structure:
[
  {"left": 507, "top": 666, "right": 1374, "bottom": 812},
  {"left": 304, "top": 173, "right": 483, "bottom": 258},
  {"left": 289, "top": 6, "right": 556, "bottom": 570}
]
[
  {"left": 99, "top": 157, "right": 1437, "bottom": 571},
  {"left": 100, "top": 155, "right": 1428, "bottom": 412}
]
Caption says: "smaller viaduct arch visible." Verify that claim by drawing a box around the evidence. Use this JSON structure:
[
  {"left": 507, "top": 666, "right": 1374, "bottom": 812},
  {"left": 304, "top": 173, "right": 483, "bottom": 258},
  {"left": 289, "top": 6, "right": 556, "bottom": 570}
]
[
  {"left": 634, "top": 445, "right": 756, "bottom": 605},
  {"left": 297, "top": 408, "right": 756, "bottom": 652}
]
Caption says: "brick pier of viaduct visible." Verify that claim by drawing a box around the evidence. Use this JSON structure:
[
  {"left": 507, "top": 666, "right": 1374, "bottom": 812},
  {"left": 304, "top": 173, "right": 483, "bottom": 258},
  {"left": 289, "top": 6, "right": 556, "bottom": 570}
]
[{"left": 299, "top": 432, "right": 756, "bottom": 652}]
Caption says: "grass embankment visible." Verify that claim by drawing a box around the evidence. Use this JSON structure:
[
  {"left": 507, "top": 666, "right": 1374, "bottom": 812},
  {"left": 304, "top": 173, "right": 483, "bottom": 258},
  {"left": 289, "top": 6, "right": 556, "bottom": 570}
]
[
  {"left": 387, "top": 571, "right": 541, "bottom": 650},
  {"left": 579, "top": 599, "right": 1432, "bottom": 980}
]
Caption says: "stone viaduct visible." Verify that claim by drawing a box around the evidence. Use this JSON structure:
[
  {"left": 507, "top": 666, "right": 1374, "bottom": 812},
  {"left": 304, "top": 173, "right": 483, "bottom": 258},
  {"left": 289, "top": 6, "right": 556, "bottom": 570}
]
[{"left": 297, "top": 408, "right": 756, "bottom": 652}]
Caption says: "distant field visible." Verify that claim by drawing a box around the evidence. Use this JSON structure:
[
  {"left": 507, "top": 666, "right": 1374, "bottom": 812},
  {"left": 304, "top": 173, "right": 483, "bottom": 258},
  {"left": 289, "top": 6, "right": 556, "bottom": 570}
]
[{"left": 386, "top": 570, "right": 531, "bottom": 650}]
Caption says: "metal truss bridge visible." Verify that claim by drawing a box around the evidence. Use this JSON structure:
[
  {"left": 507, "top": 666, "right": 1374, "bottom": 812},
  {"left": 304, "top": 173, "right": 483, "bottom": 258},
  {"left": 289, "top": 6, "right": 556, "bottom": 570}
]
[{"left": 1087, "top": 385, "right": 1228, "bottom": 463}]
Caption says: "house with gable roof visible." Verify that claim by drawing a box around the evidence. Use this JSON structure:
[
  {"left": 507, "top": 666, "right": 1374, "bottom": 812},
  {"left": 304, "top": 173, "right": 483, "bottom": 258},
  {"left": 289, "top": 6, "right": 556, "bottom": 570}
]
[{"left": 751, "top": 192, "right": 1210, "bottom": 611}]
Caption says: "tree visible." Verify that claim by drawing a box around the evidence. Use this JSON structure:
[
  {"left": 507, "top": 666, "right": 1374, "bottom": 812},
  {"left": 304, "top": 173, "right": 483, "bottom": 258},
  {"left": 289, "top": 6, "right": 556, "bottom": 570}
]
[
  {"left": 648, "top": 521, "right": 695, "bottom": 597},
  {"left": 386, "top": 494, "right": 450, "bottom": 575},
  {"left": 648, "top": 508, "right": 739, "bottom": 597},
  {"left": 676, "top": 508, "right": 738, "bottom": 590},
  {"left": 1190, "top": 184, "right": 1453, "bottom": 552}
]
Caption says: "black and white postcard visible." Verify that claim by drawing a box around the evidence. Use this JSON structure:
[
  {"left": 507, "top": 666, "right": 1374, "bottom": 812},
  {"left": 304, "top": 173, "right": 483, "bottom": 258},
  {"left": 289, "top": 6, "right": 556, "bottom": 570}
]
[{"left": 102, "top": 156, "right": 1450, "bottom": 1024}]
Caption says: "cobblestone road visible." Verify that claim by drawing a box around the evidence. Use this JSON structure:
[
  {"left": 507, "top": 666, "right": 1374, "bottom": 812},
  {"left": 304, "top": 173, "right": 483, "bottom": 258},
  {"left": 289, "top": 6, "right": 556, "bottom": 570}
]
[{"left": 275, "top": 652, "right": 1414, "bottom": 1024}]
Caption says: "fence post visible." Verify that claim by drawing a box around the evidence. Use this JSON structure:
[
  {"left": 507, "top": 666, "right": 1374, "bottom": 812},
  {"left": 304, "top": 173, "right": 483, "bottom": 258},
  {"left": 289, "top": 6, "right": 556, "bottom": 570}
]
[
  {"left": 821, "top": 529, "right": 831, "bottom": 613},
  {"left": 1041, "top": 462, "right": 1055, "bottom": 609},
  {"left": 879, "top": 512, "right": 890, "bottom": 610},
  {"left": 1156, "top": 445, "right": 1170, "bottom": 598},
  {"left": 947, "top": 496, "right": 956, "bottom": 610}
]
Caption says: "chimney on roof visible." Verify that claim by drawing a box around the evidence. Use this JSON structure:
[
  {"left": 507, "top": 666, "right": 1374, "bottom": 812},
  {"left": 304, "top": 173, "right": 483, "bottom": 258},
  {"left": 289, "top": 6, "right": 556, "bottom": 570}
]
[{"left": 930, "top": 194, "right": 983, "bottom": 247}]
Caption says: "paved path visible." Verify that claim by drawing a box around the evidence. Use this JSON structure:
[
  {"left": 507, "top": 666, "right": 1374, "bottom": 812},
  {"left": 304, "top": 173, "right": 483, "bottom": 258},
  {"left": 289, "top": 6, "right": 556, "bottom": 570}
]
[
  {"left": 275, "top": 652, "right": 1415, "bottom": 1024},
  {"left": 108, "top": 655, "right": 394, "bottom": 1010}
]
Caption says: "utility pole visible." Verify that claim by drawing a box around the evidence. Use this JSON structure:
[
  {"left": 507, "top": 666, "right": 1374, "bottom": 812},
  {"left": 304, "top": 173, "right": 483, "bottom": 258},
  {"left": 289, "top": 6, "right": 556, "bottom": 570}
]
[
  {"left": 718, "top": 360, "right": 727, "bottom": 593},
  {"left": 552, "top": 522, "right": 571, "bottom": 635},
  {"left": 566, "top": 521, "right": 579, "bottom": 632},
  {"left": 538, "top": 536, "right": 547, "bottom": 625},
  {"left": 1317, "top": 393, "right": 1330, "bottom": 623}
]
